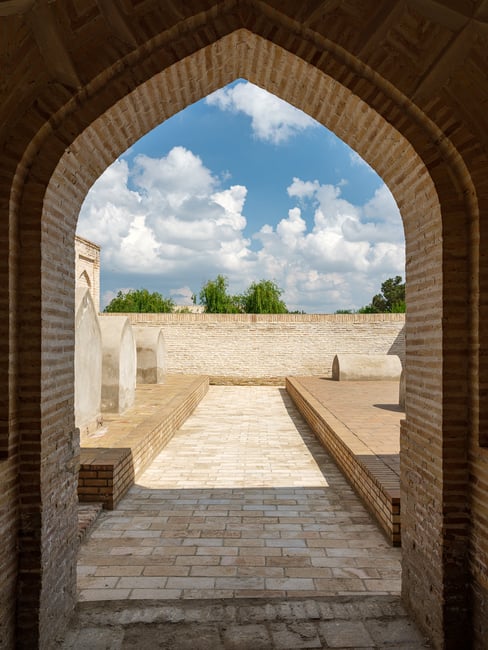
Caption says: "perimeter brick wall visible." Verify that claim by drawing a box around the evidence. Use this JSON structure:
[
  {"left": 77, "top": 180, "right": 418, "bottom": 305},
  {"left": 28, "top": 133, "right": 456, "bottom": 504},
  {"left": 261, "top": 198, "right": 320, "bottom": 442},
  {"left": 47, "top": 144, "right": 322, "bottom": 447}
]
[{"left": 121, "top": 313, "right": 405, "bottom": 384}]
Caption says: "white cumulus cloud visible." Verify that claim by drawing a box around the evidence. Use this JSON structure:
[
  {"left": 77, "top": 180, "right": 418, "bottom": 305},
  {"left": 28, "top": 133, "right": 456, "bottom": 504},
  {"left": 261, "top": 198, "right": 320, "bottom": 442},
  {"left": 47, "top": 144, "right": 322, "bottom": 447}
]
[
  {"left": 252, "top": 179, "right": 404, "bottom": 311},
  {"left": 78, "top": 147, "right": 252, "bottom": 281},
  {"left": 206, "top": 81, "right": 318, "bottom": 144},
  {"left": 78, "top": 147, "right": 404, "bottom": 313}
]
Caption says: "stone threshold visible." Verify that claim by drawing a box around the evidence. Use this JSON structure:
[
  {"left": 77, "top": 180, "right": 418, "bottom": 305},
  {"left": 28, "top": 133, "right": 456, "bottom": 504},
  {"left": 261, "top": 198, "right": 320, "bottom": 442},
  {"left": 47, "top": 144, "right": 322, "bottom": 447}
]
[{"left": 58, "top": 595, "right": 429, "bottom": 649}]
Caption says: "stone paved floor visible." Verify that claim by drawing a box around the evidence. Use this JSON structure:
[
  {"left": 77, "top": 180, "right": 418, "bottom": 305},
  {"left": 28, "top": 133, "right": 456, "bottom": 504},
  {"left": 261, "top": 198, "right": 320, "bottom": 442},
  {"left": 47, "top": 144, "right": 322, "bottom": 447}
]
[
  {"left": 66, "top": 385, "right": 431, "bottom": 648},
  {"left": 77, "top": 386, "right": 402, "bottom": 602}
]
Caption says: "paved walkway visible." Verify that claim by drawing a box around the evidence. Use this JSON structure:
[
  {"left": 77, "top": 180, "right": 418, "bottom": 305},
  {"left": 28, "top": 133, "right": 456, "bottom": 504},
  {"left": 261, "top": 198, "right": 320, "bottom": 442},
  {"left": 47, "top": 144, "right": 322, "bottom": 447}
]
[
  {"left": 67, "top": 385, "right": 431, "bottom": 648},
  {"left": 77, "top": 386, "right": 401, "bottom": 601}
]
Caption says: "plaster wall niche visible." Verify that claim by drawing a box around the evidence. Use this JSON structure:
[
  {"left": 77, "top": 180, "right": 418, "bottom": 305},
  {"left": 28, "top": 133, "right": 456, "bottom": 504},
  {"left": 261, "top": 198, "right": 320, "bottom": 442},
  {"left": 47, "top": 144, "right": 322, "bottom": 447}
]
[
  {"left": 75, "top": 287, "right": 102, "bottom": 439},
  {"left": 332, "top": 354, "right": 402, "bottom": 381},
  {"left": 99, "top": 315, "right": 137, "bottom": 413},
  {"left": 133, "top": 326, "right": 165, "bottom": 384},
  {"left": 75, "top": 235, "right": 101, "bottom": 311}
]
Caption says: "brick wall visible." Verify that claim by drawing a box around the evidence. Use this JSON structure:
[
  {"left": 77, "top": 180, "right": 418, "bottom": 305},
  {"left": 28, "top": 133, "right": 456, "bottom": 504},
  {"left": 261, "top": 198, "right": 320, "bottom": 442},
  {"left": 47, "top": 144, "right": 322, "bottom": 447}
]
[
  {"left": 123, "top": 313, "right": 405, "bottom": 383},
  {"left": 287, "top": 377, "right": 401, "bottom": 545},
  {"left": 0, "top": 460, "right": 18, "bottom": 649}
]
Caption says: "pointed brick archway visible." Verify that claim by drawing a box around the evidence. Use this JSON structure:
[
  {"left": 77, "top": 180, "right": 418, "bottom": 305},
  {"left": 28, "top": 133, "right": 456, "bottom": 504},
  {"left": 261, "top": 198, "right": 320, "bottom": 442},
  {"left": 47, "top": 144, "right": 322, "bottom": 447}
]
[{"left": 1, "top": 5, "right": 487, "bottom": 649}]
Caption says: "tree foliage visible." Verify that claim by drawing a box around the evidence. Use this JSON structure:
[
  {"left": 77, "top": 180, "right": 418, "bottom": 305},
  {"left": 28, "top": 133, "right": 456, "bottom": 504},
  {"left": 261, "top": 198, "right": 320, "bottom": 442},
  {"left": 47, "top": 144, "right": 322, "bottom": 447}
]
[
  {"left": 199, "top": 275, "right": 289, "bottom": 314},
  {"left": 199, "top": 275, "right": 240, "bottom": 313},
  {"left": 240, "top": 280, "right": 288, "bottom": 314},
  {"left": 104, "top": 288, "right": 175, "bottom": 313},
  {"left": 359, "top": 276, "right": 406, "bottom": 313}
]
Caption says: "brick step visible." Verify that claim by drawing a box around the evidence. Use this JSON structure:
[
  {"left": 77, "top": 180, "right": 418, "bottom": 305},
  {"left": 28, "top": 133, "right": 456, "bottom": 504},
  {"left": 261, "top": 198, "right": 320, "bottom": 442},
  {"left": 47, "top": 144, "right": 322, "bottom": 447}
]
[
  {"left": 60, "top": 596, "right": 429, "bottom": 649},
  {"left": 77, "top": 502, "right": 103, "bottom": 543}
]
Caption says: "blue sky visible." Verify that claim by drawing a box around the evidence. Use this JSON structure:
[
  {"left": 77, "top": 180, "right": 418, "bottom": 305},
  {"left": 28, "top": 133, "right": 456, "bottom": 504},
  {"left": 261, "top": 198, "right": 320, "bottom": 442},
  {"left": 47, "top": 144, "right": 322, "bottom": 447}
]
[{"left": 77, "top": 80, "right": 405, "bottom": 312}]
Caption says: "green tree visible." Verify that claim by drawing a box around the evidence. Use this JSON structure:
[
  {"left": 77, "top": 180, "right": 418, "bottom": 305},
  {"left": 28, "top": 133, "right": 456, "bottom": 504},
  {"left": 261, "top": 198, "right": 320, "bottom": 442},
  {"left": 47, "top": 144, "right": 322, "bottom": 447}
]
[
  {"left": 359, "top": 275, "right": 406, "bottom": 313},
  {"left": 199, "top": 275, "right": 240, "bottom": 313},
  {"left": 104, "top": 288, "right": 174, "bottom": 313},
  {"left": 240, "top": 279, "right": 288, "bottom": 314},
  {"left": 357, "top": 304, "right": 378, "bottom": 314},
  {"left": 391, "top": 299, "right": 406, "bottom": 313}
]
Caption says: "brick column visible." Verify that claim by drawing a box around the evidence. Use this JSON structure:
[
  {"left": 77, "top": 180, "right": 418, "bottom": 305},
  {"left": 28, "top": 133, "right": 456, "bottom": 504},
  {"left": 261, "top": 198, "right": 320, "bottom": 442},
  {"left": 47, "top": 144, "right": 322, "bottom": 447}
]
[
  {"left": 16, "top": 181, "right": 79, "bottom": 649},
  {"left": 401, "top": 177, "right": 471, "bottom": 649}
]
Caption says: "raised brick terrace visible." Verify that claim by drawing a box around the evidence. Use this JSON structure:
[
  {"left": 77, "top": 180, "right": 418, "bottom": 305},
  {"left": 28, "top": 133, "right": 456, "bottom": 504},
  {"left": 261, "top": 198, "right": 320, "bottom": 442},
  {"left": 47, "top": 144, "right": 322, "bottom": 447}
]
[
  {"left": 79, "top": 376, "right": 209, "bottom": 509},
  {"left": 287, "top": 378, "right": 402, "bottom": 545}
]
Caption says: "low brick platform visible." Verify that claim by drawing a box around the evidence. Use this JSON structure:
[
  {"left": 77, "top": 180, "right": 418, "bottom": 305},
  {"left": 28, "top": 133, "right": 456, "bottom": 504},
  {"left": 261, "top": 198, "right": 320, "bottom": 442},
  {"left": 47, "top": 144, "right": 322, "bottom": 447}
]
[
  {"left": 286, "top": 377, "right": 402, "bottom": 546},
  {"left": 79, "top": 375, "right": 209, "bottom": 509}
]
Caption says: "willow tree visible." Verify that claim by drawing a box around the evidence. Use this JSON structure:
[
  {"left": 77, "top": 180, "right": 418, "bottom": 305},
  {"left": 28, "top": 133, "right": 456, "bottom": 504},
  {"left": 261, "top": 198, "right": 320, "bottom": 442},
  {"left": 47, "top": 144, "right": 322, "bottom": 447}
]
[
  {"left": 240, "top": 280, "right": 288, "bottom": 314},
  {"left": 199, "top": 275, "right": 240, "bottom": 313}
]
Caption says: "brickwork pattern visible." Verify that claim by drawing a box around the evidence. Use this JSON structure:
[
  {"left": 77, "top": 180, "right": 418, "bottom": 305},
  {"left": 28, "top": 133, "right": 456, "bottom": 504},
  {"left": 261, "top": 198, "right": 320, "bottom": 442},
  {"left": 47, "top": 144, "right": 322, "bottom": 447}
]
[
  {"left": 287, "top": 378, "right": 402, "bottom": 546},
  {"left": 123, "top": 313, "right": 405, "bottom": 382}
]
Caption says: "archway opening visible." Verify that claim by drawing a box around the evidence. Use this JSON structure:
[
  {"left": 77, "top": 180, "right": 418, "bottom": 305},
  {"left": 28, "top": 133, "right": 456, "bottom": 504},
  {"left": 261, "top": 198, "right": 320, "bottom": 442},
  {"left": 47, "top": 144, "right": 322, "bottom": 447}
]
[
  {"left": 72, "top": 82, "right": 408, "bottom": 597},
  {"left": 76, "top": 79, "right": 406, "bottom": 317},
  {"left": 40, "top": 27, "right": 439, "bottom": 624}
]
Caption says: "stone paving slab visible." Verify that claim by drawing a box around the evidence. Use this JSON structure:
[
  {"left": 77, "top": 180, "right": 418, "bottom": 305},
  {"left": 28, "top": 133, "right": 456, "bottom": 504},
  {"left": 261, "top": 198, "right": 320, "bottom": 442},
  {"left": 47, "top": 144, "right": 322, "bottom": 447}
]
[
  {"left": 57, "top": 596, "right": 430, "bottom": 648},
  {"left": 77, "top": 387, "right": 402, "bottom": 602}
]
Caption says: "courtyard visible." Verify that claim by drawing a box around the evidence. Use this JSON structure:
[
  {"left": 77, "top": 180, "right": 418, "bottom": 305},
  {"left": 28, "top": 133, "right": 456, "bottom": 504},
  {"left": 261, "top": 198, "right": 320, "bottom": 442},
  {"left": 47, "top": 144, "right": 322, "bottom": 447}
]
[
  {"left": 77, "top": 385, "right": 402, "bottom": 601},
  {"left": 2, "top": 5, "right": 487, "bottom": 646}
]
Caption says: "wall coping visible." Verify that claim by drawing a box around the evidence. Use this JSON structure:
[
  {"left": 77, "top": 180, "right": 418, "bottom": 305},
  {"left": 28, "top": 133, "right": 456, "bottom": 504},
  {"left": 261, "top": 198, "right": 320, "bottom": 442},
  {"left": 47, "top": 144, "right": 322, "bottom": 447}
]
[{"left": 101, "top": 313, "right": 407, "bottom": 324}]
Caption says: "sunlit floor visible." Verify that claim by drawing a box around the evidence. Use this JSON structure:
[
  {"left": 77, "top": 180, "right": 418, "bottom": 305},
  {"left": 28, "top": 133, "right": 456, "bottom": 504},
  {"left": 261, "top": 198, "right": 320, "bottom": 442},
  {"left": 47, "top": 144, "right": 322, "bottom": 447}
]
[{"left": 77, "top": 386, "right": 401, "bottom": 602}]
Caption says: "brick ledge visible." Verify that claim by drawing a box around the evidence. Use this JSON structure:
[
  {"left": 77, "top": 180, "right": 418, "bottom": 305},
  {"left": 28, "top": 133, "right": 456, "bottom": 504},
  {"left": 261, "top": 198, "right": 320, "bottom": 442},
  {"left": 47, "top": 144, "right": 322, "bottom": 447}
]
[
  {"left": 78, "top": 376, "right": 209, "bottom": 509},
  {"left": 286, "top": 377, "right": 401, "bottom": 546}
]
